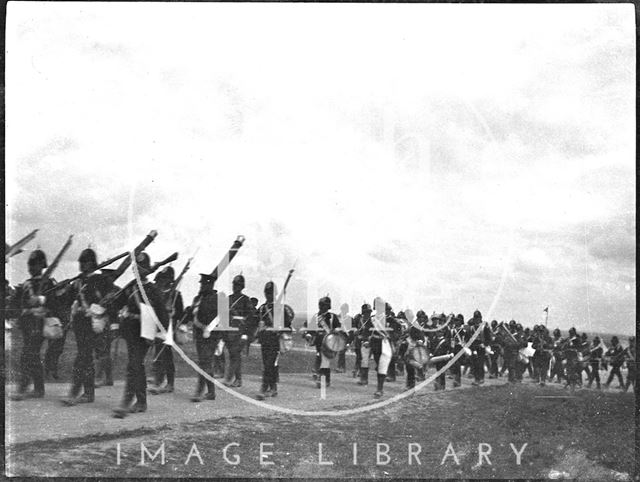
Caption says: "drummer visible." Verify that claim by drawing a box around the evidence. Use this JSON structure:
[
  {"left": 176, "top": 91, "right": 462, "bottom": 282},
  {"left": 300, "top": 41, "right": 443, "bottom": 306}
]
[
  {"left": 397, "top": 309, "right": 426, "bottom": 390},
  {"left": 255, "top": 281, "right": 295, "bottom": 400},
  {"left": 306, "top": 296, "right": 342, "bottom": 389}
]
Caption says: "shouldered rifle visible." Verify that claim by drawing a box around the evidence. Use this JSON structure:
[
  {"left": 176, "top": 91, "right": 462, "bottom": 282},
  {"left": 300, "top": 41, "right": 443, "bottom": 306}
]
[
  {"left": 37, "top": 235, "right": 73, "bottom": 295},
  {"left": 101, "top": 251, "right": 178, "bottom": 307},
  {"left": 107, "top": 230, "right": 158, "bottom": 282},
  {"left": 208, "top": 235, "right": 245, "bottom": 281},
  {"left": 44, "top": 251, "right": 129, "bottom": 295},
  {"left": 170, "top": 254, "right": 193, "bottom": 308}
]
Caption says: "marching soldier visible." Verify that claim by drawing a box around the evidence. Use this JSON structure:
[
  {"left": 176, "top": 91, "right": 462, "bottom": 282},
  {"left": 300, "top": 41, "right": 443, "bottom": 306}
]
[
  {"left": 488, "top": 320, "right": 502, "bottom": 378},
  {"left": 149, "top": 267, "right": 184, "bottom": 395},
  {"left": 432, "top": 325, "right": 452, "bottom": 390},
  {"left": 448, "top": 314, "right": 466, "bottom": 388},
  {"left": 368, "top": 297, "right": 397, "bottom": 398},
  {"left": 255, "top": 281, "right": 294, "bottom": 399},
  {"left": 9, "top": 249, "right": 59, "bottom": 400},
  {"left": 336, "top": 303, "right": 352, "bottom": 373},
  {"left": 306, "top": 296, "right": 342, "bottom": 388},
  {"left": 185, "top": 273, "right": 221, "bottom": 402},
  {"left": 58, "top": 248, "right": 114, "bottom": 406},
  {"left": 384, "top": 303, "right": 402, "bottom": 383},
  {"left": 586, "top": 336, "right": 603, "bottom": 389},
  {"left": 468, "top": 310, "right": 489, "bottom": 386},
  {"left": 397, "top": 309, "right": 426, "bottom": 390},
  {"left": 94, "top": 270, "right": 120, "bottom": 388},
  {"left": 563, "top": 327, "right": 582, "bottom": 389},
  {"left": 223, "top": 274, "right": 258, "bottom": 388},
  {"left": 623, "top": 337, "right": 635, "bottom": 392},
  {"left": 109, "top": 252, "right": 169, "bottom": 418},
  {"left": 550, "top": 328, "right": 565, "bottom": 383},
  {"left": 355, "top": 303, "right": 374, "bottom": 385},
  {"left": 531, "top": 325, "right": 553, "bottom": 386},
  {"left": 604, "top": 336, "right": 625, "bottom": 389}
]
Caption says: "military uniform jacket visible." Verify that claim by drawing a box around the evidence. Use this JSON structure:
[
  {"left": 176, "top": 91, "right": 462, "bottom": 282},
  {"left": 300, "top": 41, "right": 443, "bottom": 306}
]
[
  {"left": 56, "top": 272, "right": 114, "bottom": 328},
  {"left": 155, "top": 285, "right": 185, "bottom": 328},
  {"left": 229, "top": 292, "right": 258, "bottom": 337},
  {"left": 110, "top": 281, "right": 169, "bottom": 333},
  {"left": 606, "top": 345, "right": 625, "bottom": 367},
  {"left": 311, "top": 311, "right": 341, "bottom": 348},
  {"left": 10, "top": 276, "right": 60, "bottom": 335},
  {"left": 187, "top": 290, "right": 218, "bottom": 330},
  {"left": 258, "top": 301, "right": 294, "bottom": 329}
]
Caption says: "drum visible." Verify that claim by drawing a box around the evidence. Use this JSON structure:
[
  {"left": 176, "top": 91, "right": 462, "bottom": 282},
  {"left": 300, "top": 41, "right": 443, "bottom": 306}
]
[
  {"left": 279, "top": 332, "right": 293, "bottom": 353},
  {"left": 321, "top": 332, "right": 346, "bottom": 359},
  {"left": 406, "top": 345, "right": 430, "bottom": 369},
  {"left": 43, "top": 317, "right": 63, "bottom": 340}
]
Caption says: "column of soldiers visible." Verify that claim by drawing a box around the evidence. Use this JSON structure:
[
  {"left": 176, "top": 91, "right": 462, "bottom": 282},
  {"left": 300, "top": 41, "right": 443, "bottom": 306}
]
[{"left": 6, "top": 246, "right": 636, "bottom": 417}]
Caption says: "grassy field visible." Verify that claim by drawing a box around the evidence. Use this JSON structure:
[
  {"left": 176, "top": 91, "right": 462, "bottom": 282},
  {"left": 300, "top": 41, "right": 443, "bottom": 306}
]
[{"left": 5, "top": 383, "right": 635, "bottom": 478}]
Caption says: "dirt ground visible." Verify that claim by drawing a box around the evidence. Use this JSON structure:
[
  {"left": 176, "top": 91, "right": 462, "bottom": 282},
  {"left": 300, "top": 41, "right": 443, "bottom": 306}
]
[{"left": 4, "top": 328, "right": 636, "bottom": 479}]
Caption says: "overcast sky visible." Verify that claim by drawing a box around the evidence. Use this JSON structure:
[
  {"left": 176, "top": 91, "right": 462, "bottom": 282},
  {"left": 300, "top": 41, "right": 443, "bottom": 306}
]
[{"left": 5, "top": 3, "right": 635, "bottom": 334}]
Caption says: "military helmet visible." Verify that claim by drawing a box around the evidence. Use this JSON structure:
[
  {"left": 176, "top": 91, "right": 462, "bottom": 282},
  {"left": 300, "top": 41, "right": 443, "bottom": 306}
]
[
  {"left": 473, "top": 309, "right": 482, "bottom": 320},
  {"left": 361, "top": 303, "right": 372, "bottom": 313},
  {"left": 264, "top": 280, "right": 275, "bottom": 295},
  {"left": 155, "top": 266, "right": 175, "bottom": 282},
  {"left": 78, "top": 248, "right": 97, "bottom": 265},
  {"left": 28, "top": 249, "right": 48, "bottom": 267},
  {"left": 233, "top": 274, "right": 245, "bottom": 289},
  {"left": 416, "top": 310, "right": 426, "bottom": 318},
  {"left": 135, "top": 252, "right": 151, "bottom": 271},
  {"left": 319, "top": 296, "right": 331, "bottom": 310},
  {"left": 553, "top": 328, "right": 561, "bottom": 336}
]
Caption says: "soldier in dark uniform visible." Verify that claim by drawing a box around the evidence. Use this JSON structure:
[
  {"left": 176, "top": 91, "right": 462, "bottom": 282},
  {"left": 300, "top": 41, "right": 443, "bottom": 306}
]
[
  {"left": 397, "top": 310, "right": 426, "bottom": 390},
  {"left": 487, "top": 320, "right": 501, "bottom": 378},
  {"left": 432, "top": 326, "right": 451, "bottom": 390},
  {"left": 384, "top": 303, "right": 402, "bottom": 382},
  {"left": 550, "top": 328, "right": 565, "bottom": 383},
  {"left": 58, "top": 248, "right": 114, "bottom": 405},
  {"left": 336, "top": 303, "right": 352, "bottom": 373},
  {"left": 149, "top": 267, "right": 184, "bottom": 395},
  {"left": 586, "top": 336, "right": 603, "bottom": 389},
  {"left": 94, "top": 269, "right": 120, "bottom": 388},
  {"left": 184, "top": 273, "right": 221, "bottom": 402},
  {"left": 604, "top": 336, "right": 625, "bottom": 389},
  {"left": 563, "top": 327, "right": 582, "bottom": 389},
  {"left": 255, "top": 281, "right": 294, "bottom": 399},
  {"left": 367, "top": 298, "right": 397, "bottom": 398},
  {"left": 468, "top": 310, "right": 489, "bottom": 386},
  {"left": 355, "top": 304, "right": 373, "bottom": 385},
  {"left": 307, "top": 296, "right": 341, "bottom": 388},
  {"left": 109, "top": 252, "right": 169, "bottom": 418},
  {"left": 623, "top": 337, "right": 635, "bottom": 392},
  {"left": 223, "top": 274, "right": 258, "bottom": 388},
  {"left": 9, "top": 250, "right": 58, "bottom": 400},
  {"left": 531, "top": 325, "right": 553, "bottom": 386}
]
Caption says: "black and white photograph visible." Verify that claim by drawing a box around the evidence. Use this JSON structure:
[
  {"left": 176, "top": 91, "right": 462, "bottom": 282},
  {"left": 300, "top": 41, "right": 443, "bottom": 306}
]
[{"left": 3, "top": 2, "right": 636, "bottom": 479}]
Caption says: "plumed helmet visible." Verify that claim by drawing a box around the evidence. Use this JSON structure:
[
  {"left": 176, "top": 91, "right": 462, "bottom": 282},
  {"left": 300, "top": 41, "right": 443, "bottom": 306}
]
[
  {"left": 28, "top": 249, "right": 47, "bottom": 267},
  {"left": 78, "top": 248, "right": 97, "bottom": 265},
  {"left": 553, "top": 328, "right": 561, "bottom": 336},
  {"left": 611, "top": 336, "right": 619, "bottom": 345},
  {"left": 135, "top": 252, "right": 151, "bottom": 271},
  {"left": 456, "top": 314, "right": 465, "bottom": 322},
  {"left": 473, "top": 310, "right": 482, "bottom": 320},
  {"left": 319, "top": 296, "right": 331, "bottom": 310},
  {"left": 416, "top": 310, "right": 426, "bottom": 318},
  {"left": 509, "top": 319, "right": 517, "bottom": 327},
  {"left": 491, "top": 319, "right": 498, "bottom": 327},
  {"left": 361, "top": 303, "right": 372, "bottom": 313},
  {"left": 232, "top": 274, "right": 245, "bottom": 289},
  {"left": 397, "top": 311, "right": 406, "bottom": 320},
  {"left": 569, "top": 327, "right": 577, "bottom": 336}
]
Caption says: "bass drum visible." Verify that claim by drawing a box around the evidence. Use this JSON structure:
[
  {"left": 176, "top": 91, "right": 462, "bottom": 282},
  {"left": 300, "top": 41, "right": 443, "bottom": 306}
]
[
  {"left": 406, "top": 345, "right": 430, "bottom": 369},
  {"left": 279, "top": 332, "right": 293, "bottom": 353},
  {"left": 321, "top": 332, "right": 346, "bottom": 359}
]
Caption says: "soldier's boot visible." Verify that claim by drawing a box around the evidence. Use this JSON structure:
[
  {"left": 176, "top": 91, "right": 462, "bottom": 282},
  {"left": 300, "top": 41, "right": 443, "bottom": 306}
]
[
  {"left": 269, "top": 383, "right": 278, "bottom": 397},
  {"left": 325, "top": 369, "right": 331, "bottom": 387},
  {"left": 256, "top": 381, "right": 269, "bottom": 400},
  {"left": 357, "top": 368, "right": 369, "bottom": 386},
  {"left": 374, "top": 374, "right": 385, "bottom": 398}
]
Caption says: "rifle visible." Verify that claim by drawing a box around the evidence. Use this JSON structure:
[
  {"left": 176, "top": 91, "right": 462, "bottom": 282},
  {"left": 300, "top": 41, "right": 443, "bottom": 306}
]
[
  {"left": 5, "top": 229, "right": 39, "bottom": 261},
  {"left": 38, "top": 235, "right": 73, "bottom": 295},
  {"left": 101, "top": 251, "right": 178, "bottom": 307},
  {"left": 169, "top": 254, "right": 194, "bottom": 311},
  {"left": 43, "top": 251, "right": 129, "bottom": 295},
  {"left": 208, "top": 235, "right": 245, "bottom": 281},
  {"left": 107, "top": 230, "right": 158, "bottom": 282}
]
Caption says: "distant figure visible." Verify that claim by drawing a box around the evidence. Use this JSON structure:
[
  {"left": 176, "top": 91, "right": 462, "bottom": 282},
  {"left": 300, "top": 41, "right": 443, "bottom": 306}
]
[
  {"left": 336, "top": 303, "right": 352, "bottom": 373},
  {"left": 587, "top": 336, "right": 603, "bottom": 389},
  {"left": 623, "top": 337, "right": 635, "bottom": 392}
]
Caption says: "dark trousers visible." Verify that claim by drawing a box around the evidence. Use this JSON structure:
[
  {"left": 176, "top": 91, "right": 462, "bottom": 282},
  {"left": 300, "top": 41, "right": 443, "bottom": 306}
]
[
  {"left": 406, "top": 364, "right": 417, "bottom": 388},
  {"left": 121, "top": 321, "right": 149, "bottom": 407},
  {"left": 195, "top": 330, "right": 216, "bottom": 395},
  {"left": 94, "top": 330, "right": 113, "bottom": 384},
  {"left": 337, "top": 349, "right": 346, "bottom": 371},
  {"left": 587, "top": 360, "right": 601, "bottom": 386},
  {"left": 224, "top": 333, "right": 242, "bottom": 382},
  {"left": 434, "top": 361, "right": 447, "bottom": 389},
  {"left": 489, "top": 350, "right": 500, "bottom": 377},
  {"left": 606, "top": 365, "right": 624, "bottom": 387},
  {"left": 44, "top": 333, "right": 67, "bottom": 376},
  {"left": 625, "top": 363, "right": 635, "bottom": 390},
  {"left": 471, "top": 351, "right": 485, "bottom": 382},
  {"left": 533, "top": 352, "right": 551, "bottom": 384},
  {"left": 152, "top": 339, "right": 175, "bottom": 386},
  {"left": 503, "top": 350, "right": 517, "bottom": 382},
  {"left": 70, "top": 319, "right": 96, "bottom": 398},
  {"left": 260, "top": 332, "right": 279, "bottom": 391},
  {"left": 354, "top": 337, "right": 362, "bottom": 374},
  {"left": 18, "top": 324, "right": 45, "bottom": 394},
  {"left": 550, "top": 354, "right": 564, "bottom": 382}
]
